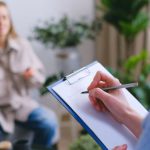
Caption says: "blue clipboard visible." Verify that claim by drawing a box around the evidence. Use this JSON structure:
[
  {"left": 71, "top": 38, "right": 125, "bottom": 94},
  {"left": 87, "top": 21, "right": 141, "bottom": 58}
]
[
  {"left": 47, "top": 61, "right": 147, "bottom": 150},
  {"left": 47, "top": 61, "right": 108, "bottom": 150}
]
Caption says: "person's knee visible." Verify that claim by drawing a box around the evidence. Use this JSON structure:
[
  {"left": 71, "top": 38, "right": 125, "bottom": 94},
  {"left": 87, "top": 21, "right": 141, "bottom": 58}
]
[
  {"left": 30, "top": 107, "right": 59, "bottom": 140},
  {"left": 42, "top": 118, "right": 58, "bottom": 137},
  {"left": 37, "top": 109, "right": 58, "bottom": 139}
]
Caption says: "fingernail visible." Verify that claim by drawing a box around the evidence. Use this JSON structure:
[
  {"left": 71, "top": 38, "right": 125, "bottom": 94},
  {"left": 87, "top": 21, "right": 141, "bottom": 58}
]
[
  {"left": 122, "top": 144, "right": 127, "bottom": 148},
  {"left": 89, "top": 91, "right": 92, "bottom": 96},
  {"left": 89, "top": 90, "right": 94, "bottom": 97}
]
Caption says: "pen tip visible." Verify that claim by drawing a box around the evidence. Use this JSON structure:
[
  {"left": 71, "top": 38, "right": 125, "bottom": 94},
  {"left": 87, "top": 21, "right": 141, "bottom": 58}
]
[{"left": 81, "top": 91, "right": 88, "bottom": 94}]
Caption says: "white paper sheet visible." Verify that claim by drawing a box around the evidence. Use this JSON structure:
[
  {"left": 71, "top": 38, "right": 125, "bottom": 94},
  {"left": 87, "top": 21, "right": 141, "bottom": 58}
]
[{"left": 52, "top": 61, "right": 148, "bottom": 150}]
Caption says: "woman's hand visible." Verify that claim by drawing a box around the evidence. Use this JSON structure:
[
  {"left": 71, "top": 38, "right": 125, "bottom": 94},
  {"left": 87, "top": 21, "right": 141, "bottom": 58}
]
[
  {"left": 23, "top": 68, "right": 35, "bottom": 80},
  {"left": 88, "top": 71, "right": 143, "bottom": 137},
  {"left": 112, "top": 144, "right": 127, "bottom": 150},
  {"left": 88, "top": 71, "right": 131, "bottom": 123}
]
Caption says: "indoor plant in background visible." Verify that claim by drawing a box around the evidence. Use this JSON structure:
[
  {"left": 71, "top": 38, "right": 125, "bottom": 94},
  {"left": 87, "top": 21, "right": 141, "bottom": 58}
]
[
  {"left": 109, "top": 51, "right": 150, "bottom": 109},
  {"left": 34, "top": 16, "right": 96, "bottom": 75},
  {"left": 96, "top": 0, "right": 150, "bottom": 108},
  {"left": 69, "top": 135, "right": 101, "bottom": 150},
  {"left": 97, "top": 0, "right": 150, "bottom": 64},
  {"left": 33, "top": 16, "right": 100, "bottom": 95},
  {"left": 34, "top": 16, "right": 95, "bottom": 49}
]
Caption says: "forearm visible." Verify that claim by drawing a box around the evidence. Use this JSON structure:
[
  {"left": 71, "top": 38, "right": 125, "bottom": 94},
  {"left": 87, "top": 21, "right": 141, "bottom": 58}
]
[{"left": 124, "top": 109, "right": 144, "bottom": 138}]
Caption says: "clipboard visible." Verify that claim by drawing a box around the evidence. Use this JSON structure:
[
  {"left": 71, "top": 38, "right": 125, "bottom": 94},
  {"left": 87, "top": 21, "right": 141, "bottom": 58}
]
[{"left": 47, "top": 61, "right": 148, "bottom": 150}]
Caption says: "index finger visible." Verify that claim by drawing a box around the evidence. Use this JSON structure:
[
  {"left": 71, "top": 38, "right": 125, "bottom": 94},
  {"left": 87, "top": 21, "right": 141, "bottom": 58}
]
[{"left": 88, "top": 71, "right": 115, "bottom": 90}]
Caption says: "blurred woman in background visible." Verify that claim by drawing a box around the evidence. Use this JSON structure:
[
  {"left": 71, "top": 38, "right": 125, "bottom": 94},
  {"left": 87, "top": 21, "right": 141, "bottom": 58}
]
[{"left": 0, "top": 1, "right": 58, "bottom": 148}]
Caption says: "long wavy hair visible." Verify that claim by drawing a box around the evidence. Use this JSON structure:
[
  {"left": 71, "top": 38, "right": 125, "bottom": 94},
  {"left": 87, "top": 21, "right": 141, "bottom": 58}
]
[{"left": 0, "top": 1, "right": 18, "bottom": 38}]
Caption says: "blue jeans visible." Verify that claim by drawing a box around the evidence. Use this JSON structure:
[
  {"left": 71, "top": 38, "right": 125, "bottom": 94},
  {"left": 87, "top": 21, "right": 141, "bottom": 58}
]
[
  {"left": 17, "top": 107, "right": 58, "bottom": 148},
  {"left": 0, "top": 107, "right": 58, "bottom": 148}
]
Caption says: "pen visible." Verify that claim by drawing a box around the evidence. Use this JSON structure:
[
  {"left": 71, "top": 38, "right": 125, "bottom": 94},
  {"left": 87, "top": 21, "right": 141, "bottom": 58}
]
[{"left": 81, "top": 82, "right": 138, "bottom": 94}]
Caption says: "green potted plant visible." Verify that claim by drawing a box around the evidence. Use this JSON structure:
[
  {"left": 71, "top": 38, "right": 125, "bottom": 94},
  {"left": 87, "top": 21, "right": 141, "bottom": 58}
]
[
  {"left": 34, "top": 16, "right": 95, "bottom": 49},
  {"left": 69, "top": 135, "right": 101, "bottom": 150},
  {"left": 33, "top": 16, "right": 97, "bottom": 75},
  {"left": 33, "top": 16, "right": 101, "bottom": 95},
  {"left": 95, "top": 0, "right": 150, "bottom": 109},
  {"left": 109, "top": 51, "right": 150, "bottom": 109},
  {"left": 97, "top": 0, "right": 149, "bottom": 61}
]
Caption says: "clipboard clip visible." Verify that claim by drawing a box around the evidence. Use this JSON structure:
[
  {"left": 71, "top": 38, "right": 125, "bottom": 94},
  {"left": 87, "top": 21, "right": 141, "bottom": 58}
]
[{"left": 63, "top": 67, "right": 90, "bottom": 85}]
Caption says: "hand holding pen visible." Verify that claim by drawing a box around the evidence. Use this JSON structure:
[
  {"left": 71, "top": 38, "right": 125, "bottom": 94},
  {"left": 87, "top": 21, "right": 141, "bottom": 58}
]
[
  {"left": 87, "top": 71, "right": 130, "bottom": 115},
  {"left": 87, "top": 71, "right": 143, "bottom": 138}
]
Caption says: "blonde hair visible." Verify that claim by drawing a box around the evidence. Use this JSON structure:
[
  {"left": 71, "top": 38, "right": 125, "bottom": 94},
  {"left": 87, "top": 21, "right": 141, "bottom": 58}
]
[{"left": 0, "top": 1, "right": 18, "bottom": 38}]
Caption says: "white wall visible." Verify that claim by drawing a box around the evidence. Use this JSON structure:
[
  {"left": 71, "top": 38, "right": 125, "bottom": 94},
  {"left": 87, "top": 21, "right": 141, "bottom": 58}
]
[{"left": 5, "top": 0, "right": 96, "bottom": 75}]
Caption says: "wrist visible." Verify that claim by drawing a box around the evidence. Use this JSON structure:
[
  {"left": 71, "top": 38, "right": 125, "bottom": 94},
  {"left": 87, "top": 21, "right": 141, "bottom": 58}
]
[{"left": 124, "top": 108, "right": 144, "bottom": 138}]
